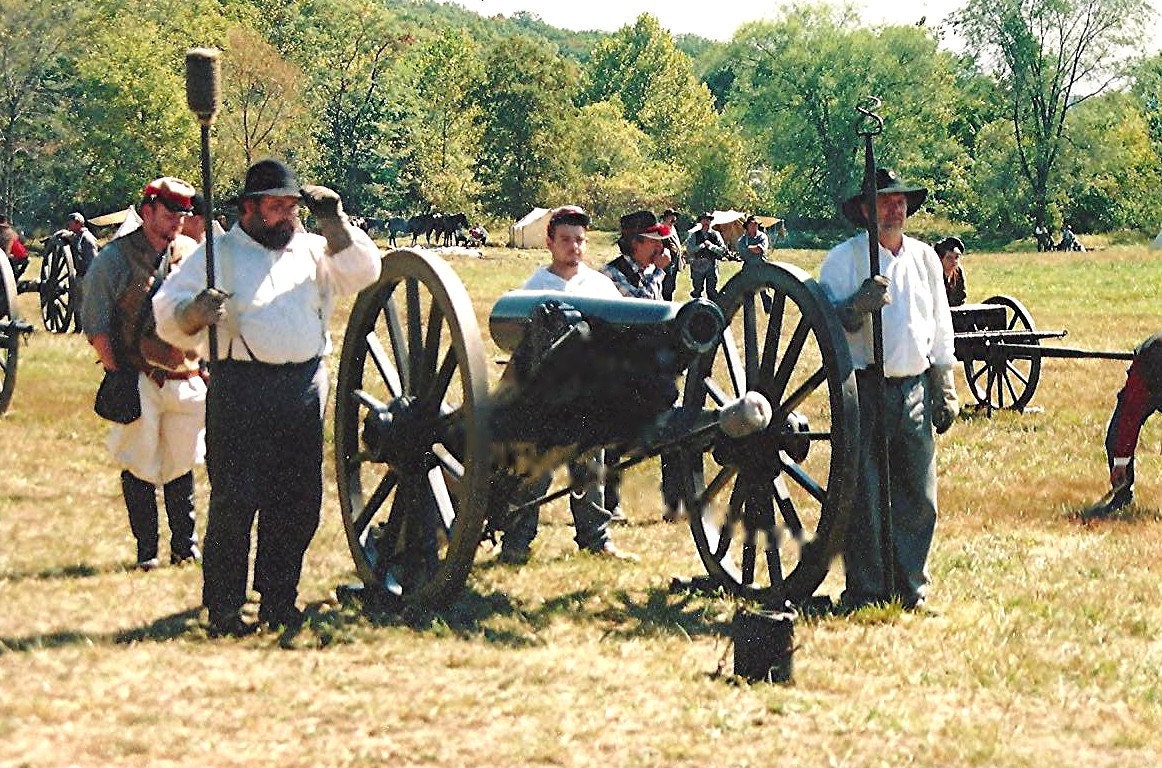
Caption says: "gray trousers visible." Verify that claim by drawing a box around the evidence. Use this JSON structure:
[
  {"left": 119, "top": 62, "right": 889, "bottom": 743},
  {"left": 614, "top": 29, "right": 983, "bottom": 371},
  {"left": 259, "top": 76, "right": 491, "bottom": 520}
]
[
  {"left": 503, "top": 450, "right": 612, "bottom": 553},
  {"left": 845, "top": 372, "right": 937, "bottom": 606}
]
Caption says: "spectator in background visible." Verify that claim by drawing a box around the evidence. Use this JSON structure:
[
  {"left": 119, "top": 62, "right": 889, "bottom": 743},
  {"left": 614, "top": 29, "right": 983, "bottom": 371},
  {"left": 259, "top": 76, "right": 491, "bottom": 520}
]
[
  {"left": 736, "top": 215, "right": 769, "bottom": 266},
  {"left": 685, "top": 211, "right": 728, "bottom": 301},
  {"left": 67, "top": 213, "right": 100, "bottom": 332},
  {"left": 0, "top": 215, "right": 28, "bottom": 278},
  {"left": 601, "top": 210, "right": 681, "bottom": 521},
  {"left": 180, "top": 192, "right": 226, "bottom": 244},
  {"left": 659, "top": 208, "right": 684, "bottom": 301},
  {"left": 935, "top": 236, "right": 967, "bottom": 307},
  {"left": 602, "top": 210, "right": 671, "bottom": 301}
]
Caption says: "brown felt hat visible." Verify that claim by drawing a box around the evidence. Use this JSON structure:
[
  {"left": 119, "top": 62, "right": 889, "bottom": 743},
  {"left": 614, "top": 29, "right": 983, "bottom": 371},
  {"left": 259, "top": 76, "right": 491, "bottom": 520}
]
[{"left": 841, "top": 168, "right": 927, "bottom": 227}]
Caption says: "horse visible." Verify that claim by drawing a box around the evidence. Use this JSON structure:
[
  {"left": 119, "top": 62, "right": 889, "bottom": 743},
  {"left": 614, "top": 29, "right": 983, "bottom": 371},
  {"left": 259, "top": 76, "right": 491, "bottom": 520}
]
[
  {"left": 387, "top": 217, "right": 411, "bottom": 248},
  {"left": 433, "top": 212, "right": 469, "bottom": 247},
  {"left": 407, "top": 213, "right": 438, "bottom": 246}
]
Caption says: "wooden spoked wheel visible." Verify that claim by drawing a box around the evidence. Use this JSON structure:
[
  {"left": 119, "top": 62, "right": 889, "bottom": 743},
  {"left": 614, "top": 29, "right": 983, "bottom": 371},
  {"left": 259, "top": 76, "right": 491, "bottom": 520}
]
[
  {"left": 963, "top": 294, "right": 1041, "bottom": 412},
  {"left": 38, "top": 238, "right": 75, "bottom": 334},
  {"left": 0, "top": 256, "right": 20, "bottom": 415},
  {"left": 679, "top": 261, "right": 860, "bottom": 605},
  {"left": 334, "top": 248, "right": 491, "bottom": 606}
]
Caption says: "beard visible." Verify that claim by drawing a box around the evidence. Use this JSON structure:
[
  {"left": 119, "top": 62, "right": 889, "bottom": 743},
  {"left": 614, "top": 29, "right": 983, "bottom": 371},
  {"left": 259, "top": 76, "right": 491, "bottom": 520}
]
[{"left": 244, "top": 214, "right": 295, "bottom": 250}]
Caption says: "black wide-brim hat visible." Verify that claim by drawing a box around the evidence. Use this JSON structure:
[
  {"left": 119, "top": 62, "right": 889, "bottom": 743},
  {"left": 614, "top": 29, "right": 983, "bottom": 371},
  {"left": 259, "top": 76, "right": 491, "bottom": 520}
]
[
  {"left": 238, "top": 158, "right": 302, "bottom": 200},
  {"left": 841, "top": 167, "right": 927, "bottom": 227}
]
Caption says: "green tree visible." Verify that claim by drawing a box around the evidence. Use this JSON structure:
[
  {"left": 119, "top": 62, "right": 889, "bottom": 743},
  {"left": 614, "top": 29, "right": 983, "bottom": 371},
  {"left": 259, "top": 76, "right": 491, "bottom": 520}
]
[
  {"left": 284, "top": 0, "right": 410, "bottom": 215},
  {"left": 399, "top": 28, "right": 484, "bottom": 213},
  {"left": 725, "top": 5, "right": 968, "bottom": 223},
  {"left": 219, "top": 24, "right": 311, "bottom": 172},
  {"left": 471, "top": 36, "right": 573, "bottom": 218},
  {"left": 0, "top": 0, "right": 96, "bottom": 221},
  {"left": 953, "top": 0, "right": 1151, "bottom": 229},
  {"left": 1059, "top": 92, "right": 1162, "bottom": 232},
  {"left": 582, "top": 14, "right": 719, "bottom": 161}
]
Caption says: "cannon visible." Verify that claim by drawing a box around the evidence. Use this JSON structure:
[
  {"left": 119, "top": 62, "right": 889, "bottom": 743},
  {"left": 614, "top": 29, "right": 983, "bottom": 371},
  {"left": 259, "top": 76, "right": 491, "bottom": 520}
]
[
  {"left": 13, "top": 231, "right": 78, "bottom": 334},
  {"left": 333, "top": 249, "right": 860, "bottom": 607},
  {"left": 0, "top": 254, "right": 35, "bottom": 414},
  {"left": 952, "top": 295, "right": 1133, "bottom": 413}
]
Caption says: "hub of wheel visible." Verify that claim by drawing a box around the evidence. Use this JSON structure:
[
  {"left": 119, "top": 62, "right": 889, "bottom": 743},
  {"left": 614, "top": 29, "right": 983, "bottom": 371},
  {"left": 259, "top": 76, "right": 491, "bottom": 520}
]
[
  {"left": 361, "top": 394, "right": 437, "bottom": 469},
  {"left": 712, "top": 411, "right": 812, "bottom": 480}
]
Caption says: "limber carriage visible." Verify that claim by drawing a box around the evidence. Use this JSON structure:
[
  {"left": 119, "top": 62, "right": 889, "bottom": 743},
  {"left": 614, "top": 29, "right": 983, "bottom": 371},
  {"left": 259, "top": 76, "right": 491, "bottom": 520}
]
[
  {"left": 951, "top": 295, "right": 1133, "bottom": 413},
  {"left": 333, "top": 248, "right": 861, "bottom": 609}
]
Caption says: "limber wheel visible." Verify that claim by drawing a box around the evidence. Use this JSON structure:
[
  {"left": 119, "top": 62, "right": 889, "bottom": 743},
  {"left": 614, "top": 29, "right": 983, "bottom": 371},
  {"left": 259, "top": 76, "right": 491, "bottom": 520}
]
[
  {"left": 39, "top": 238, "right": 75, "bottom": 334},
  {"left": 0, "top": 256, "right": 19, "bottom": 414},
  {"left": 963, "top": 294, "right": 1041, "bottom": 412},
  {"left": 680, "top": 262, "right": 859, "bottom": 605},
  {"left": 334, "top": 248, "right": 491, "bottom": 606}
]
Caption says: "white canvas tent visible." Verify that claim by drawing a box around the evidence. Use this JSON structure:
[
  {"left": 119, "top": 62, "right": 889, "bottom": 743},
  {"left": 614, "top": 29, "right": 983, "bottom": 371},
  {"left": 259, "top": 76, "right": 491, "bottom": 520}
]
[
  {"left": 1152, "top": 226, "right": 1162, "bottom": 250},
  {"left": 88, "top": 206, "right": 143, "bottom": 238},
  {"left": 510, "top": 207, "right": 551, "bottom": 249}
]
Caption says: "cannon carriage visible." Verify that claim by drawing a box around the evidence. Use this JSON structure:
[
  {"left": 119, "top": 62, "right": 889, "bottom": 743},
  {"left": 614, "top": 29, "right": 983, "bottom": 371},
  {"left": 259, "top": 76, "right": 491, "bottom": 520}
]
[
  {"left": 0, "top": 254, "right": 33, "bottom": 414},
  {"left": 951, "top": 295, "right": 1133, "bottom": 413},
  {"left": 332, "top": 248, "right": 861, "bottom": 608},
  {"left": 10, "top": 231, "right": 79, "bottom": 334}
]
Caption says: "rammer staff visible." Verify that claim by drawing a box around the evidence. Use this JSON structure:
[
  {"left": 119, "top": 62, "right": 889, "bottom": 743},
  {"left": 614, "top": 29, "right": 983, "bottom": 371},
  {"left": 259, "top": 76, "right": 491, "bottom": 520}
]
[
  {"left": 184, "top": 48, "right": 222, "bottom": 363},
  {"left": 855, "top": 96, "right": 896, "bottom": 599}
]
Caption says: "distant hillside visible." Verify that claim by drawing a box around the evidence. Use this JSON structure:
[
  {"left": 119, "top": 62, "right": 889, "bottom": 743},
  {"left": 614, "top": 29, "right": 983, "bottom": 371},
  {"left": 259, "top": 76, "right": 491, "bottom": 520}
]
[{"left": 381, "top": 0, "right": 722, "bottom": 64}]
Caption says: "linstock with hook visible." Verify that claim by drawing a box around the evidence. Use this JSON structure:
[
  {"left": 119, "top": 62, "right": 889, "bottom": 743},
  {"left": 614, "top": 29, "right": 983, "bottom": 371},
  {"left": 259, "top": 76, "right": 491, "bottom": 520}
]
[{"left": 856, "top": 96, "right": 884, "bottom": 137}]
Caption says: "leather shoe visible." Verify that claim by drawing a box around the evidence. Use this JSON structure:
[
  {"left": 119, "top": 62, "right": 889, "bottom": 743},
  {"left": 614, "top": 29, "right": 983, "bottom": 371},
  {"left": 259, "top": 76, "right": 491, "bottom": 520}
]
[
  {"left": 207, "top": 615, "right": 258, "bottom": 638},
  {"left": 259, "top": 604, "right": 304, "bottom": 630},
  {"left": 170, "top": 545, "right": 201, "bottom": 566}
]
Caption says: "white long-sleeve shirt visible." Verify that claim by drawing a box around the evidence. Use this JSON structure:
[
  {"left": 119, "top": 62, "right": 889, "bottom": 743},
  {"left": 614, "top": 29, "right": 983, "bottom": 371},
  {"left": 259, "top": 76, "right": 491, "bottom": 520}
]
[
  {"left": 818, "top": 231, "right": 955, "bottom": 377},
  {"left": 153, "top": 224, "right": 382, "bottom": 364},
  {"left": 522, "top": 263, "right": 622, "bottom": 298}
]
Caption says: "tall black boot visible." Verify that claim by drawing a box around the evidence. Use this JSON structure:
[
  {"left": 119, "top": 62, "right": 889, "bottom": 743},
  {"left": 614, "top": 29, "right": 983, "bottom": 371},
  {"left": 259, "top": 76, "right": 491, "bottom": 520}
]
[
  {"left": 163, "top": 471, "right": 199, "bottom": 564},
  {"left": 121, "top": 470, "right": 159, "bottom": 569}
]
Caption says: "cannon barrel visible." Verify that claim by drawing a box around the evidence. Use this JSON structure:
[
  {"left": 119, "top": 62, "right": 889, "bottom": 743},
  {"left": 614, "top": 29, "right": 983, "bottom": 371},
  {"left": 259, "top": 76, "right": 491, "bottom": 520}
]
[
  {"left": 486, "top": 292, "right": 726, "bottom": 473},
  {"left": 490, "top": 291, "right": 723, "bottom": 355}
]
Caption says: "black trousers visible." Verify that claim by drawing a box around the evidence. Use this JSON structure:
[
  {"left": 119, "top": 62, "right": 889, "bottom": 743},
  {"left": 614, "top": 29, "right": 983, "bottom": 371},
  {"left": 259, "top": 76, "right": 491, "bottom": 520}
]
[{"left": 202, "top": 358, "right": 327, "bottom": 623}]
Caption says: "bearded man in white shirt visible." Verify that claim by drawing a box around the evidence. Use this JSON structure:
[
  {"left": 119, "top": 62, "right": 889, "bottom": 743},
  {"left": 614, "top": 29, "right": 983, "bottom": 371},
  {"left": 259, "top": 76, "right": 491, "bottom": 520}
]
[
  {"left": 818, "top": 168, "right": 959, "bottom": 612},
  {"left": 154, "top": 159, "right": 382, "bottom": 636}
]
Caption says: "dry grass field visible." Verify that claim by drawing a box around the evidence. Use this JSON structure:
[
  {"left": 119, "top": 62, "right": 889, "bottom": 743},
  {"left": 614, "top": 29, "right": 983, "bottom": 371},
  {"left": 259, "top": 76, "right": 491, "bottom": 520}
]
[{"left": 3, "top": 239, "right": 1162, "bottom": 767}]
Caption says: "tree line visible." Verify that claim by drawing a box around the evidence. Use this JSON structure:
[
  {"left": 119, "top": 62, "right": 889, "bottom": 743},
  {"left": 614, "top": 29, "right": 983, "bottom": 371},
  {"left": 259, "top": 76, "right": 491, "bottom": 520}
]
[{"left": 1, "top": 0, "right": 1158, "bottom": 241}]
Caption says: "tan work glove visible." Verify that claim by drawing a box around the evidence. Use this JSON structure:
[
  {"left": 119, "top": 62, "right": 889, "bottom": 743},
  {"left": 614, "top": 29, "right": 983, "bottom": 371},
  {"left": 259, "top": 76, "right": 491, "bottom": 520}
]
[
  {"left": 175, "top": 288, "right": 229, "bottom": 335},
  {"left": 300, "top": 184, "right": 353, "bottom": 254},
  {"left": 839, "top": 275, "right": 889, "bottom": 331},
  {"left": 928, "top": 364, "right": 960, "bottom": 435}
]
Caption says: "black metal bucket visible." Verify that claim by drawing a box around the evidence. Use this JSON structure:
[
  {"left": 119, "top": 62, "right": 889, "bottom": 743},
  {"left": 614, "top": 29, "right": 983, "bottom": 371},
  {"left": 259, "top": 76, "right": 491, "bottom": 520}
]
[{"left": 732, "top": 606, "right": 796, "bottom": 683}]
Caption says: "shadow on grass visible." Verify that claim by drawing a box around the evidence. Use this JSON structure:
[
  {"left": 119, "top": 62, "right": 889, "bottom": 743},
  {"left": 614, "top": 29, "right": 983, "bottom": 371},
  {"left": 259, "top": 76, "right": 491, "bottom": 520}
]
[
  {"left": 0, "top": 607, "right": 204, "bottom": 654},
  {"left": 328, "top": 581, "right": 733, "bottom": 649},
  {"left": 0, "top": 582, "right": 733, "bottom": 655},
  {"left": 0, "top": 561, "right": 136, "bottom": 583}
]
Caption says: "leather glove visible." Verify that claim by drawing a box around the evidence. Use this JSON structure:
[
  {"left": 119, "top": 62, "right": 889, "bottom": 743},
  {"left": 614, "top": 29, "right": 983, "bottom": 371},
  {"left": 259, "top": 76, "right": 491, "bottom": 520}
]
[
  {"left": 850, "top": 275, "right": 890, "bottom": 314},
  {"left": 928, "top": 364, "right": 960, "bottom": 434},
  {"left": 300, "top": 184, "right": 353, "bottom": 253},
  {"left": 175, "top": 288, "right": 229, "bottom": 335}
]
